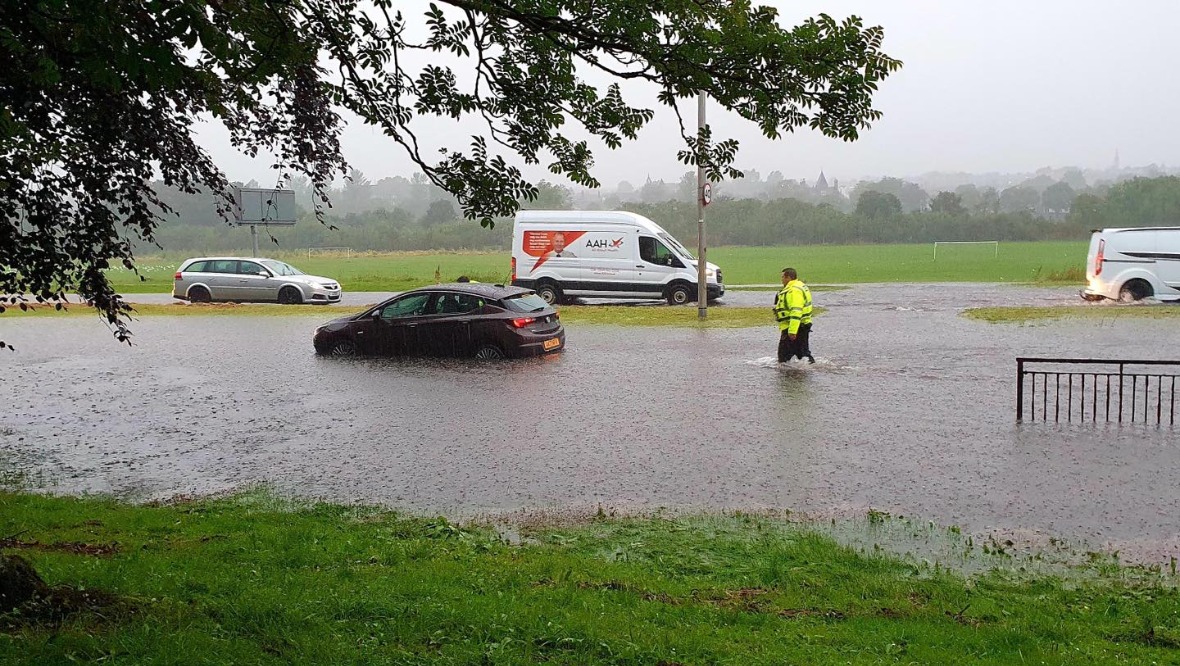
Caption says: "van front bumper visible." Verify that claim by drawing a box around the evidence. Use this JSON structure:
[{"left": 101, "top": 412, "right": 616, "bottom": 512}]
[{"left": 707, "top": 284, "right": 724, "bottom": 299}]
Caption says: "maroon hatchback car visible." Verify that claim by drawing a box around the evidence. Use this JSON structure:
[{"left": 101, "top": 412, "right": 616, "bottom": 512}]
[{"left": 313, "top": 284, "right": 564, "bottom": 359}]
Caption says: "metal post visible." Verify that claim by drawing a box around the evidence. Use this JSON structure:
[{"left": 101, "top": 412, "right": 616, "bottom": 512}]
[
  {"left": 251, "top": 224, "right": 259, "bottom": 258},
  {"left": 1016, "top": 359, "right": 1024, "bottom": 422},
  {"left": 1118, "top": 363, "right": 1124, "bottom": 423},
  {"left": 696, "top": 91, "right": 707, "bottom": 320},
  {"left": 1068, "top": 373, "right": 1073, "bottom": 422}
]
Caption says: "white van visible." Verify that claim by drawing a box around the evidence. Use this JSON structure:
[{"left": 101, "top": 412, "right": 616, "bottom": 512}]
[
  {"left": 511, "top": 210, "right": 724, "bottom": 305},
  {"left": 1082, "top": 227, "right": 1180, "bottom": 301}
]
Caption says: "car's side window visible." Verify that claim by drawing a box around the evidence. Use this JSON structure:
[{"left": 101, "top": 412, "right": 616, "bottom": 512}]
[
  {"left": 456, "top": 294, "right": 485, "bottom": 312},
  {"left": 185, "top": 261, "right": 209, "bottom": 273},
  {"left": 432, "top": 293, "right": 485, "bottom": 315},
  {"left": 210, "top": 260, "right": 237, "bottom": 273},
  {"left": 379, "top": 293, "right": 430, "bottom": 319},
  {"left": 238, "top": 261, "right": 265, "bottom": 275}
]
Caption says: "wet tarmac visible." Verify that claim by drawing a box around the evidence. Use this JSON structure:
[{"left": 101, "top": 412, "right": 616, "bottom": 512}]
[{"left": 3, "top": 283, "right": 1180, "bottom": 563}]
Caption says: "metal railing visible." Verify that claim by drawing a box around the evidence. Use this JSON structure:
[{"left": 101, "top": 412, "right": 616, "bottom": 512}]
[{"left": 1017, "top": 358, "right": 1179, "bottom": 425}]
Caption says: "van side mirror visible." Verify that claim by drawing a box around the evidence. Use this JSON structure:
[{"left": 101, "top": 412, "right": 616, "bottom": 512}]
[{"left": 257, "top": 270, "right": 270, "bottom": 277}]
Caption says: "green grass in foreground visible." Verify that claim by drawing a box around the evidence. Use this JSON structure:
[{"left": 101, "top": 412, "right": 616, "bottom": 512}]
[
  {"left": 965, "top": 304, "right": 1180, "bottom": 323},
  {"left": 3, "top": 491, "right": 1180, "bottom": 664},
  {"left": 104, "top": 241, "right": 1088, "bottom": 293},
  {"left": 2, "top": 303, "right": 780, "bottom": 328}
]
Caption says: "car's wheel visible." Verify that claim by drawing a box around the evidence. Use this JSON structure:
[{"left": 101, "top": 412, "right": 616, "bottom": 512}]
[
  {"left": 188, "top": 286, "right": 211, "bottom": 303},
  {"left": 328, "top": 340, "right": 357, "bottom": 357},
  {"left": 1118, "top": 279, "right": 1153, "bottom": 302},
  {"left": 278, "top": 286, "right": 303, "bottom": 305},
  {"left": 666, "top": 283, "right": 692, "bottom": 306},
  {"left": 535, "top": 281, "right": 561, "bottom": 306},
  {"left": 474, "top": 343, "right": 506, "bottom": 360}
]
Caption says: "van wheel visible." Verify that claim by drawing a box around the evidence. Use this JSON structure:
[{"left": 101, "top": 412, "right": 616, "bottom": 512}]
[
  {"left": 666, "top": 283, "right": 692, "bottom": 306},
  {"left": 188, "top": 286, "right": 211, "bottom": 303},
  {"left": 474, "top": 343, "right": 505, "bottom": 360},
  {"left": 535, "top": 281, "right": 561, "bottom": 305},
  {"left": 278, "top": 287, "right": 303, "bottom": 305},
  {"left": 1118, "top": 279, "right": 1153, "bottom": 302}
]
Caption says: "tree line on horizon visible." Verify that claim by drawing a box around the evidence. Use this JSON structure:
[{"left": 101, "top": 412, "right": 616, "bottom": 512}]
[{"left": 146, "top": 172, "right": 1180, "bottom": 254}]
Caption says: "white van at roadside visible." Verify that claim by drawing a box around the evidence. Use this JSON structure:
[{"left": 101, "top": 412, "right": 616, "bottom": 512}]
[
  {"left": 510, "top": 210, "right": 724, "bottom": 305},
  {"left": 1082, "top": 227, "right": 1180, "bottom": 302}
]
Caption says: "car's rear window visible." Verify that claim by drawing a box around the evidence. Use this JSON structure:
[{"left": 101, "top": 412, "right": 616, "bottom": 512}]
[
  {"left": 184, "top": 260, "right": 210, "bottom": 272},
  {"left": 500, "top": 293, "right": 550, "bottom": 313}
]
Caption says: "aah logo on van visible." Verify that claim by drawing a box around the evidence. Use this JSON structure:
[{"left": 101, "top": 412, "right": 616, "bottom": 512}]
[{"left": 586, "top": 237, "right": 624, "bottom": 251}]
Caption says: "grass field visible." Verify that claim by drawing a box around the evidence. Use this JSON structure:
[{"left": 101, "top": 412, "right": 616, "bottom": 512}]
[
  {"left": 104, "top": 241, "right": 1089, "bottom": 293},
  {"left": 3, "top": 490, "right": 1180, "bottom": 664},
  {"left": 965, "top": 304, "right": 1180, "bottom": 323}
]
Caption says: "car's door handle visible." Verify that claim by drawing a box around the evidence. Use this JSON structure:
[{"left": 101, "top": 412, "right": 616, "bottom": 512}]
[{"left": 635, "top": 265, "right": 644, "bottom": 268}]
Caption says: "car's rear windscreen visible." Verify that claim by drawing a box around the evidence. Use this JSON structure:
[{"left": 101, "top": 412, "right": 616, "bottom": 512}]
[{"left": 501, "top": 293, "right": 550, "bottom": 313}]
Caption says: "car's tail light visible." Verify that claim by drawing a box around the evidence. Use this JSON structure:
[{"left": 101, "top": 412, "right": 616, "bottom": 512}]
[
  {"left": 1093, "top": 239, "right": 1105, "bottom": 276},
  {"left": 510, "top": 257, "right": 517, "bottom": 283},
  {"left": 510, "top": 316, "right": 535, "bottom": 328},
  {"left": 174, "top": 271, "right": 182, "bottom": 280}
]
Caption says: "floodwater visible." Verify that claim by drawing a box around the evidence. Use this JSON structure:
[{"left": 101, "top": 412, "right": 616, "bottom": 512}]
[{"left": 3, "top": 283, "right": 1180, "bottom": 563}]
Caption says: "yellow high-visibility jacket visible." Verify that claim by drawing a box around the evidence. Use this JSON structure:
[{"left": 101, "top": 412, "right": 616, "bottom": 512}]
[{"left": 774, "top": 280, "right": 813, "bottom": 334}]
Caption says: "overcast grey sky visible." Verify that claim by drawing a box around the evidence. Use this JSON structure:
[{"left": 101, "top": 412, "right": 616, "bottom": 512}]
[{"left": 196, "top": 0, "right": 1180, "bottom": 188}]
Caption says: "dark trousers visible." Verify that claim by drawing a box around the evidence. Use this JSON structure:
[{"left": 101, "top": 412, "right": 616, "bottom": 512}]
[{"left": 777, "top": 323, "right": 813, "bottom": 362}]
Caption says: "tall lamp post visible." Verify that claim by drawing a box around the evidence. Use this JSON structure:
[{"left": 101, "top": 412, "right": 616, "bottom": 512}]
[{"left": 696, "top": 91, "right": 709, "bottom": 320}]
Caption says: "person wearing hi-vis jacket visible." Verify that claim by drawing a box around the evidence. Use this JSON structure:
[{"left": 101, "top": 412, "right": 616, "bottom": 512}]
[{"left": 774, "top": 267, "right": 814, "bottom": 364}]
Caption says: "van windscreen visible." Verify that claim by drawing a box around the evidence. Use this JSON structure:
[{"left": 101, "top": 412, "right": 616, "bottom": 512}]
[{"left": 659, "top": 232, "right": 694, "bottom": 259}]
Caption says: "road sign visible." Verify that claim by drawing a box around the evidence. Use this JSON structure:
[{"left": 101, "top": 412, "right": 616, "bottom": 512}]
[
  {"left": 232, "top": 187, "right": 296, "bottom": 226},
  {"left": 701, "top": 182, "right": 713, "bottom": 206}
]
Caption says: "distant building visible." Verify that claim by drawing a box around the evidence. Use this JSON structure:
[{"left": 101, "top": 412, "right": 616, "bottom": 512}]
[{"left": 814, "top": 171, "right": 830, "bottom": 191}]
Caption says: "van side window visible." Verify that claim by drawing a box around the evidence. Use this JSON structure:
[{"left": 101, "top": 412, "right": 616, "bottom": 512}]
[
  {"left": 185, "top": 261, "right": 209, "bottom": 273},
  {"left": 210, "top": 260, "right": 238, "bottom": 273},
  {"left": 639, "top": 237, "right": 682, "bottom": 267}
]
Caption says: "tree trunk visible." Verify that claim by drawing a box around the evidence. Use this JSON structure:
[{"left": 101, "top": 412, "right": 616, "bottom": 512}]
[{"left": 0, "top": 553, "right": 49, "bottom": 612}]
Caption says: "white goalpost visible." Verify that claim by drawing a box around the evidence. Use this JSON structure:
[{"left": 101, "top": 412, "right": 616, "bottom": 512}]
[{"left": 933, "top": 240, "right": 998, "bottom": 260}]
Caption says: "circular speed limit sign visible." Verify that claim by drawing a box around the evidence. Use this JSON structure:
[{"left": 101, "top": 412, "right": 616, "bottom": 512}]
[{"left": 701, "top": 182, "right": 713, "bottom": 206}]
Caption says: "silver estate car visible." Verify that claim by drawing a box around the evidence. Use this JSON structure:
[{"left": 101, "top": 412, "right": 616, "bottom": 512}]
[{"left": 172, "top": 257, "right": 342, "bottom": 304}]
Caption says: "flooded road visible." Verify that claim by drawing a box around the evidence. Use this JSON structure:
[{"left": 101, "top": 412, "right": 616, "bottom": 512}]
[{"left": 3, "top": 283, "right": 1180, "bottom": 562}]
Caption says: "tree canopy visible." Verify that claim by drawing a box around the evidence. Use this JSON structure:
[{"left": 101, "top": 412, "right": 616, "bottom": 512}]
[
  {"left": 0, "top": 0, "right": 900, "bottom": 346},
  {"left": 854, "top": 191, "right": 902, "bottom": 220}
]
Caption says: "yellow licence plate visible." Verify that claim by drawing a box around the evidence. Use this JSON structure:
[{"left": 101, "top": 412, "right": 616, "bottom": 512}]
[{"left": 543, "top": 337, "right": 561, "bottom": 351}]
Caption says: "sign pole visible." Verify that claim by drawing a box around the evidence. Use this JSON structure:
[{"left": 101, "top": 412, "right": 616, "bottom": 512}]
[
  {"left": 696, "top": 91, "right": 708, "bottom": 320},
  {"left": 251, "top": 224, "right": 259, "bottom": 258}
]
